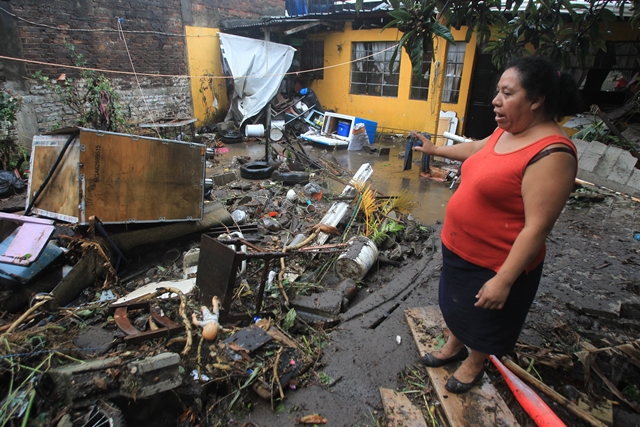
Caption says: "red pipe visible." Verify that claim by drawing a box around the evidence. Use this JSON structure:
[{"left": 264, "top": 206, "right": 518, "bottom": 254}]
[{"left": 489, "top": 355, "right": 566, "bottom": 427}]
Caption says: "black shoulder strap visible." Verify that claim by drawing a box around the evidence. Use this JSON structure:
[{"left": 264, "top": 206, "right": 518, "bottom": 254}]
[{"left": 528, "top": 147, "right": 576, "bottom": 166}]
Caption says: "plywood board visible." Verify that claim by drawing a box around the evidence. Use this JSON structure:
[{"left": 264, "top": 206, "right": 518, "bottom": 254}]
[
  {"left": 28, "top": 134, "right": 82, "bottom": 223},
  {"left": 79, "top": 130, "right": 205, "bottom": 223},
  {"left": 28, "top": 129, "right": 206, "bottom": 224},
  {"left": 405, "top": 306, "right": 520, "bottom": 427},
  {"left": 379, "top": 387, "right": 428, "bottom": 427}
]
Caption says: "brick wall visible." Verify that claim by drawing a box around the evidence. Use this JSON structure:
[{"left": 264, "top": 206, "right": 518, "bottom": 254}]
[
  {"left": 0, "top": 0, "right": 285, "bottom": 146},
  {"left": 189, "top": 0, "right": 285, "bottom": 27}
]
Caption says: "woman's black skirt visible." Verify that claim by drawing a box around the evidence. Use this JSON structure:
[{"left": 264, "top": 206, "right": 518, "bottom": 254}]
[{"left": 439, "top": 244, "right": 543, "bottom": 355}]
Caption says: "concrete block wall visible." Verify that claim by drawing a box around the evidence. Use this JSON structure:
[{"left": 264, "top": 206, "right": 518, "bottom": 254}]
[{"left": 573, "top": 139, "right": 640, "bottom": 197}]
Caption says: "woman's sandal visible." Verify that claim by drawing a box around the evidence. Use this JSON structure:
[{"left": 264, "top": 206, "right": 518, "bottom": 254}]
[
  {"left": 421, "top": 347, "right": 469, "bottom": 367},
  {"left": 445, "top": 368, "right": 485, "bottom": 394}
]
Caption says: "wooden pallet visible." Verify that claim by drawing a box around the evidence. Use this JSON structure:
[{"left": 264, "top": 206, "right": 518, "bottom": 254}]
[{"left": 404, "top": 306, "right": 520, "bottom": 427}]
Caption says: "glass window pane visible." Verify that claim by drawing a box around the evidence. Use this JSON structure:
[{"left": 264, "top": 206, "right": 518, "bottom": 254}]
[
  {"left": 442, "top": 42, "right": 466, "bottom": 104},
  {"left": 410, "top": 46, "right": 434, "bottom": 100},
  {"left": 350, "top": 42, "right": 400, "bottom": 98}
]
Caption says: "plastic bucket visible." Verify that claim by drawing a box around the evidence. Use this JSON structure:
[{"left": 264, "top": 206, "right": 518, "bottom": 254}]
[
  {"left": 245, "top": 124, "right": 265, "bottom": 137},
  {"left": 270, "top": 127, "right": 284, "bottom": 141},
  {"left": 335, "top": 236, "right": 378, "bottom": 280}
]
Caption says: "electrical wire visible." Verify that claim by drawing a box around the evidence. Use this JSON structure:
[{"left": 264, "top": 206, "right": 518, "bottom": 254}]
[
  {"left": 0, "top": 42, "right": 399, "bottom": 81},
  {"left": 116, "top": 18, "right": 160, "bottom": 137},
  {"left": 0, "top": 5, "right": 208, "bottom": 37}
]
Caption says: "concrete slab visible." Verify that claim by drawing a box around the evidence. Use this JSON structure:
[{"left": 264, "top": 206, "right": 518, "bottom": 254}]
[
  {"left": 594, "top": 145, "right": 624, "bottom": 178},
  {"left": 578, "top": 150, "right": 602, "bottom": 173},
  {"left": 586, "top": 140, "right": 608, "bottom": 155},
  {"left": 293, "top": 289, "right": 343, "bottom": 315},
  {"left": 607, "top": 150, "right": 638, "bottom": 184},
  {"left": 573, "top": 138, "right": 588, "bottom": 157},
  {"left": 626, "top": 169, "right": 640, "bottom": 195}
]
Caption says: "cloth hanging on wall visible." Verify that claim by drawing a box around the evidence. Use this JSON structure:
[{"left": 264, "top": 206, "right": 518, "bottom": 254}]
[{"left": 219, "top": 33, "right": 296, "bottom": 125}]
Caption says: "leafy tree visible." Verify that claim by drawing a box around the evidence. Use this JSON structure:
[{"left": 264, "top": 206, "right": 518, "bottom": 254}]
[{"left": 360, "top": 0, "right": 640, "bottom": 73}]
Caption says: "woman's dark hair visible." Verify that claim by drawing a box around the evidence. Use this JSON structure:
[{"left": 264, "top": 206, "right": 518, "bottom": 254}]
[{"left": 506, "top": 56, "right": 584, "bottom": 121}]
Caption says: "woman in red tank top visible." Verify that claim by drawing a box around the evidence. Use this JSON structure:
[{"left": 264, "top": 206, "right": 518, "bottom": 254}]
[{"left": 411, "top": 56, "right": 582, "bottom": 393}]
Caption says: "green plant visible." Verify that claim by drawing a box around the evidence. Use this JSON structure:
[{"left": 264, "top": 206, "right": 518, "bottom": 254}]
[
  {"left": 623, "top": 384, "right": 640, "bottom": 403},
  {"left": 282, "top": 308, "right": 297, "bottom": 331},
  {"left": 0, "top": 90, "right": 28, "bottom": 171},
  {"left": 371, "top": 0, "right": 640, "bottom": 75},
  {"left": 380, "top": 0, "right": 455, "bottom": 78},
  {"left": 317, "top": 371, "right": 333, "bottom": 386},
  {"left": 32, "top": 40, "right": 130, "bottom": 132},
  {"left": 0, "top": 90, "right": 21, "bottom": 138}
]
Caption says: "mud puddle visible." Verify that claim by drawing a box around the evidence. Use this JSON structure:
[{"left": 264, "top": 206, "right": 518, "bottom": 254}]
[{"left": 211, "top": 135, "right": 455, "bottom": 225}]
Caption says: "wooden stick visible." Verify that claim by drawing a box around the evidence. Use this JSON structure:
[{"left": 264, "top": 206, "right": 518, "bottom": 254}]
[
  {"left": 158, "top": 287, "right": 192, "bottom": 355},
  {"left": 502, "top": 357, "right": 608, "bottom": 427},
  {"left": 0, "top": 315, "right": 36, "bottom": 333},
  {"left": 272, "top": 347, "right": 285, "bottom": 401},
  {"left": 1, "top": 298, "right": 51, "bottom": 336}
]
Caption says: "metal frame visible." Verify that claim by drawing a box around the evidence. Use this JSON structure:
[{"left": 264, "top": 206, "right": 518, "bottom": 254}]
[{"left": 196, "top": 234, "right": 289, "bottom": 323}]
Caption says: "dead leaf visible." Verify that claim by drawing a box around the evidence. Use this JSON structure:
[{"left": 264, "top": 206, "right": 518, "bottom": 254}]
[
  {"left": 297, "top": 414, "right": 327, "bottom": 424},
  {"left": 92, "top": 376, "right": 108, "bottom": 390},
  {"left": 211, "top": 363, "right": 232, "bottom": 370},
  {"left": 228, "top": 342, "right": 249, "bottom": 354}
]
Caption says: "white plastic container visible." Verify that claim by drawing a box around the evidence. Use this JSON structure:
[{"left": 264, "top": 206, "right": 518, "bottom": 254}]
[
  {"left": 245, "top": 124, "right": 265, "bottom": 137},
  {"left": 335, "top": 236, "right": 378, "bottom": 280}
]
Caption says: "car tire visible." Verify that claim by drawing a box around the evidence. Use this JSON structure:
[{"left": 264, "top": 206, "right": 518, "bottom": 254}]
[
  {"left": 271, "top": 170, "right": 310, "bottom": 186},
  {"left": 240, "top": 162, "right": 275, "bottom": 180},
  {"left": 218, "top": 129, "right": 244, "bottom": 144}
]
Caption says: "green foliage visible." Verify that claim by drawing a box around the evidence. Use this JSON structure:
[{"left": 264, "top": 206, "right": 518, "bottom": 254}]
[
  {"left": 282, "top": 308, "right": 297, "bottom": 331},
  {"left": 32, "top": 40, "right": 130, "bottom": 132},
  {"left": 0, "top": 90, "right": 28, "bottom": 171},
  {"left": 572, "top": 119, "right": 637, "bottom": 151},
  {"left": 623, "top": 383, "right": 640, "bottom": 403},
  {"left": 377, "top": 0, "right": 640, "bottom": 73},
  {"left": 0, "top": 90, "right": 21, "bottom": 137},
  {"left": 381, "top": 0, "right": 455, "bottom": 78},
  {"left": 381, "top": 220, "right": 405, "bottom": 235},
  {"left": 317, "top": 371, "right": 334, "bottom": 386}
]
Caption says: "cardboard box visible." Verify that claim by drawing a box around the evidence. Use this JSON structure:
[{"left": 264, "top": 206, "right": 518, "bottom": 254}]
[{"left": 27, "top": 128, "right": 206, "bottom": 224}]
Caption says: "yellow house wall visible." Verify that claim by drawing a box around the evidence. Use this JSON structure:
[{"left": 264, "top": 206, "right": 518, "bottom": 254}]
[
  {"left": 306, "top": 23, "right": 477, "bottom": 137},
  {"left": 185, "top": 26, "right": 228, "bottom": 126}
]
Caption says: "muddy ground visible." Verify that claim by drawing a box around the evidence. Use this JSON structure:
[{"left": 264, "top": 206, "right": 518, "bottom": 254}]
[
  {"left": 232, "top": 184, "right": 640, "bottom": 427},
  {"left": 0, "top": 135, "right": 639, "bottom": 427}
]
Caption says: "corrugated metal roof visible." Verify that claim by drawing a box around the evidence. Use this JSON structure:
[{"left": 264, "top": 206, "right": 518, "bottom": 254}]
[{"left": 221, "top": 0, "right": 388, "bottom": 31}]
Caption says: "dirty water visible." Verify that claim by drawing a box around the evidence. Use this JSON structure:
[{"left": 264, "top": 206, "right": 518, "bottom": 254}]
[{"left": 213, "top": 135, "right": 455, "bottom": 225}]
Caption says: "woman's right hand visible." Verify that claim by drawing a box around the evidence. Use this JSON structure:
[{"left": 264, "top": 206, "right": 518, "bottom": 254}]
[{"left": 411, "top": 131, "right": 437, "bottom": 155}]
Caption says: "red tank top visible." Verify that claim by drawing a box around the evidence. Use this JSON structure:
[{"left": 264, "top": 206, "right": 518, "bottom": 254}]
[{"left": 441, "top": 128, "right": 577, "bottom": 273}]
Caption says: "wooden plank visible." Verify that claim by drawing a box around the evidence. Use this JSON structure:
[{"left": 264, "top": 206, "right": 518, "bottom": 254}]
[
  {"left": 379, "top": 387, "right": 428, "bottom": 427},
  {"left": 405, "top": 306, "right": 520, "bottom": 427},
  {"left": 28, "top": 134, "right": 81, "bottom": 222},
  {"left": 80, "top": 130, "right": 205, "bottom": 223}
]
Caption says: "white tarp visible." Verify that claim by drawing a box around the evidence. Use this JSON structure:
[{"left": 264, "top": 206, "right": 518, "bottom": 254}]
[{"left": 219, "top": 33, "right": 295, "bottom": 125}]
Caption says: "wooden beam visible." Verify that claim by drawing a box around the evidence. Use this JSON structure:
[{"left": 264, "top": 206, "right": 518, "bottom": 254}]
[
  {"left": 405, "top": 306, "right": 520, "bottom": 427},
  {"left": 285, "top": 21, "right": 321, "bottom": 35},
  {"left": 379, "top": 388, "right": 428, "bottom": 427}
]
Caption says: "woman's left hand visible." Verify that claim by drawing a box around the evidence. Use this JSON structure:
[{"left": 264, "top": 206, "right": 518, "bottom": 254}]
[{"left": 474, "top": 277, "right": 512, "bottom": 309}]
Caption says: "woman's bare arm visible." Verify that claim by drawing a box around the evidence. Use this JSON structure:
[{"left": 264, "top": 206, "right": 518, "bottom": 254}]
[{"left": 411, "top": 131, "right": 488, "bottom": 162}]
